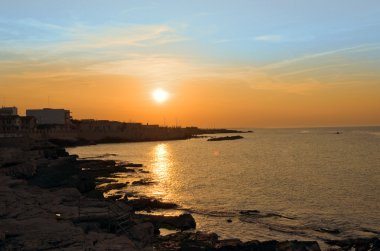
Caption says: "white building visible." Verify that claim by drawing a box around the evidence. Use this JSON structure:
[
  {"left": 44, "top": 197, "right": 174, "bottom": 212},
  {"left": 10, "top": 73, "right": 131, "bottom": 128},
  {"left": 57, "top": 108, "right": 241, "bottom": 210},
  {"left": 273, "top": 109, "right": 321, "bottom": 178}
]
[
  {"left": 26, "top": 108, "right": 71, "bottom": 125},
  {"left": 0, "top": 107, "right": 18, "bottom": 116}
]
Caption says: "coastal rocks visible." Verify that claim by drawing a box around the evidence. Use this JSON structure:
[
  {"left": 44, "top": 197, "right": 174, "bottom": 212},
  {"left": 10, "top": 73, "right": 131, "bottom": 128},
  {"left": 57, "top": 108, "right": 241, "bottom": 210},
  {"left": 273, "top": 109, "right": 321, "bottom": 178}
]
[
  {"left": 137, "top": 213, "right": 196, "bottom": 231},
  {"left": 239, "top": 210, "right": 289, "bottom": 220},
  {"left": 1, "top": 161, "right": 37, "bottom": 179},
  {"left": 155, "top": 233, "right": 321, "bottom": 251},
  {"left": 125, "top": 197, "right": 178, "bottom": 211},
  {"left": 325, "top": 237, "right": 380, "bottom": 251},
  {"left": 128, "top": 222, "right": 155, "bottom": 246},
  {"left": 0, "top": 147, "right": 38, "bottom": 178},
  {"left": 76, "top": 174, "right": 97, "bottom": 193},
  {"left": 1, "top": 217, "right": 85, "bottom": 250},
  {"left": 207, "top": 135, "right": 244, "bottom": 141},
  {"left": 99, "top": 182, "right": 129, "bottom": 191},
  {"left": 96, "top": 177, "right": 115, "bottom": 183},
  {"left": 82, "top": 232, "right": 142, "bottom": 251},
  {"left": 274, "top": 240, "right": 321, "bottom": 251},
  {"left": 125, "top": 163, "right": 144, "bottom": 168},
  {"left": 132, "top": 179, "right": 155, "bottom": 186},
  {"left": 125, "top": 168, "right": 136, "bottom": 173},
  {"left": 155, "top": 231, "right": 219, "bottom": 251},
  {"left": 315, "top": 227, "right": 341, "bottom": 235}
]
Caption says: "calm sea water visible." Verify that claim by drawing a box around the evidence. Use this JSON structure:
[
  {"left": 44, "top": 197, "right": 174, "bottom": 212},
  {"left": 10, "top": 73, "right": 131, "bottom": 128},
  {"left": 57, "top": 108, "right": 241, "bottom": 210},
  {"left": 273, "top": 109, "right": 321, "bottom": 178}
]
[{"left": 67, "top": 127, "right": 380, "bottom": 245}]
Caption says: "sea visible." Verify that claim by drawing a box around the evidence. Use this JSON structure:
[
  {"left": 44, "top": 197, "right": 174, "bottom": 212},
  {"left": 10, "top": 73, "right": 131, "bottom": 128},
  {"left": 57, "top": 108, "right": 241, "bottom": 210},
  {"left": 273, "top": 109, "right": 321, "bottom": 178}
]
[{"left": 67, "top": 127, "right": 380, "bottom": 246}]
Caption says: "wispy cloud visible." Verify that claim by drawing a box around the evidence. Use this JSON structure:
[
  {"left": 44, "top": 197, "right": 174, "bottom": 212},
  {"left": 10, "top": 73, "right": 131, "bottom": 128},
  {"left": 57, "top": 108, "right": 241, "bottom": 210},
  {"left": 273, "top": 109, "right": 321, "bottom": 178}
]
[
  {"left": 64, "top": 24, "right": 187, "bottom": 49},
  {"left": 261, "top": 44, "right": 380, "bottom": 70},
  {"left": 213, "top": 38, "right": 244, "bottom": 44},
  {"left": 254, "top": 35, "right": 282, "bottom": 42},
  {"left": 0, "top": 18, "right": 188, "bottom": 56},
  {"left": 213, "top": 34, "right": 283, "bottom": 44}
]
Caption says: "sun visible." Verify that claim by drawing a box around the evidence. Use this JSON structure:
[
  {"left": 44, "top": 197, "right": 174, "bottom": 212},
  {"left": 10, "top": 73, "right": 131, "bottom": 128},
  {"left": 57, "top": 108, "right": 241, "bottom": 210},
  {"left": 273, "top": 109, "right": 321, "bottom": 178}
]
[{"left": 152, "top": 88, "right": 169, "bottom": 104}]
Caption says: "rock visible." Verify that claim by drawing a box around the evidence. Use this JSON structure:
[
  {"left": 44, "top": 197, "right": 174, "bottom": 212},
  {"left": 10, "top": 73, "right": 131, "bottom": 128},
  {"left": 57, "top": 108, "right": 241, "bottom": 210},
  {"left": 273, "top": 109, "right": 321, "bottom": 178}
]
[
  {"left": 124, "top": 163, "right": 143, "bottom": 168},
  {"left": 326, "top": 237, "right": 380, "bottom": 251},
  {"left": 128, "top": 222, "right": 155, "bottom": 246},
  {"left": 240, "top": 210, "right": 260, "bottom": 215},
  {"left": 125, "top": 168, "right": 136, "bottom": 173},
  {"left": 207, "top": 135, "right": 243, "bottom": 141},
  {"left": 52, "top": 187, "right": 82, "bottom": 202},
  {"left": 84, "top": 189, "right": 104, "bottom": 199},
  {"left": 132, "top": 179, "right": 155, "bottom": 186},
  {"left": 155, "top": 231, "right": 218, "bottom": 251},
  {"left": 1, "top": 161, "right": 37, "bottom": 178},
  {"left": 96, "top": 177, "right": 115, "bottom": 183},
  {"left": 76, "top": 175, "right": 97, "bottom": 193},
  {"left": 138, "top": 213, "right": 196, "bottom": 231},
  {"left": 275, "top": 240, "right": 321, "bottom": 251},
  {"left": 126, "top": 198, "right": 178, "bottom": 211},
  {"left": 316, "top": 227, "right": 341, "bottom": 235},
  {"left": 106, "top": 194, "right": 124, "bottom": 200},
  {"left": 99, "top": 182, "right": 128, "bottom": 191},
  {"left": 215, "top": 239, "right": 243, "bottom": 250}
]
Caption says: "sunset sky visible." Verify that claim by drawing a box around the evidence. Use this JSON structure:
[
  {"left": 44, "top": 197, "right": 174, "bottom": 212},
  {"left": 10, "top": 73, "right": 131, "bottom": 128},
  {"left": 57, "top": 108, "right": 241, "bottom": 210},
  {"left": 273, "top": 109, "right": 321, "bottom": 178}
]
[{"left": 1, "top": 0, "right": 380, "bottom": 128}]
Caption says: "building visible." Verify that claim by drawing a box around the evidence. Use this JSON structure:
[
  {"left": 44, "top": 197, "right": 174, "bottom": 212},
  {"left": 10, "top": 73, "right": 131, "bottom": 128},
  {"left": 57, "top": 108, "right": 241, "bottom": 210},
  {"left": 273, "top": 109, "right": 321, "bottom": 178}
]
[
  {"left": 0, "top": 115, "right": 21, "bottom": 131},
  {"left": 26, "top": 108, "right": 71, "bottom": 125},
  {"left": 20, "top": 116, "right": 37, "bottom": 130},
  {"left": 0, "top": 107, "right": 18, "bottom": 116}
]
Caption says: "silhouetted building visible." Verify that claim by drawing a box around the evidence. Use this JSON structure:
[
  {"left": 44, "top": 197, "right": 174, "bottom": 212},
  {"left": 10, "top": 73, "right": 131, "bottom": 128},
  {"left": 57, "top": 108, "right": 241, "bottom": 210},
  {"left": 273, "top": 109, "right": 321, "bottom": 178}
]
[
  {"left": 0, "top": 107, "right": 18, "bottom": 116},
  {"left": 26, "top": 108, "right": 71, "bottom": 125},
  {"left": 20, "top": 116, "right": 37, "bottom": 130},
  {"left": 0, "top": 115, "right": 21, "bottom": 131},
  {"left": 0, "top": 115, "right": 37, "bottom": 132}
]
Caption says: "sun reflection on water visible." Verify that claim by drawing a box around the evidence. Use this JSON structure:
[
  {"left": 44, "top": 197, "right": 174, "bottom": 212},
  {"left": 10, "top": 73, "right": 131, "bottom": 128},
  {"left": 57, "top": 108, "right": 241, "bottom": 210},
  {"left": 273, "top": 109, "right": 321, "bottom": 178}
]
[{"left": 150, "top": 143, "right": 173, "bottom": 197}]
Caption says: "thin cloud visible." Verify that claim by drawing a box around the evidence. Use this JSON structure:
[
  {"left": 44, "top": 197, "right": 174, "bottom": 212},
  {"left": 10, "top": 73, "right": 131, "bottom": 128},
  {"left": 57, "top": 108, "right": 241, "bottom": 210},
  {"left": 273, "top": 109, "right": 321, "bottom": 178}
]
[
  {"left": 254, "top": 35, "right": 282, "bottom": 42},
  {"left": 261, "top": 44, "right": 380, "bottom": 70}
]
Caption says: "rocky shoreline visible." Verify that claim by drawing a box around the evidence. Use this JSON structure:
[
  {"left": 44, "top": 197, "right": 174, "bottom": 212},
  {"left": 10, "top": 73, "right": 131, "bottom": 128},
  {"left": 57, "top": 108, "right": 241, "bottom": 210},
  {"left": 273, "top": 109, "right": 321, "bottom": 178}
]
[{"left": 1, "top": 139, "right": 379, "bottom": 250}]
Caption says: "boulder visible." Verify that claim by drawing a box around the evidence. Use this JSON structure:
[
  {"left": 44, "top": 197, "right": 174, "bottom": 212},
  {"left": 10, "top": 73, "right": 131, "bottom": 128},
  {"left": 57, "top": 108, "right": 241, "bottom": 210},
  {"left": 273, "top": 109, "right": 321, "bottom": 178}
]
[
  {"left": 1, "top": 161, "right": 37, "bottom": 178},
  {"left": 126, "top": 198, "right": 178, "bottom": 211},
  {"left": 99, "top": 182, "right": 128, "bottom": 191},
  {"left": 326, "top": 237, "right": 380, "bottom": 251},
  {"left": 132, "top": 179, "right": 155, "bottom": 186},
  {"left": 137, "top": 213, "right": 195, "bottom": 231},
  {"left": 128, "top": 222, "right": 155, "bottom": 246}
]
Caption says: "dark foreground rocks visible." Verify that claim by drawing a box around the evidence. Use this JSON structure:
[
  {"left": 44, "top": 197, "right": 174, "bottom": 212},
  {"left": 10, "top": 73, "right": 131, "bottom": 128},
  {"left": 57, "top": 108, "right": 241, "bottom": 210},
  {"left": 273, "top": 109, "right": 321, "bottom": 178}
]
[
  {"left": 137, "top": 213, "right": 196, "bottom": 231},
  {"left": 125, "top": 197, "right": 178, "bottom": 211},
  {"left": 154, "top": 232, "right": 321, "bottom": 251},
  {"left": 325, "top": 238, "right": 380, "bottom": 251}
]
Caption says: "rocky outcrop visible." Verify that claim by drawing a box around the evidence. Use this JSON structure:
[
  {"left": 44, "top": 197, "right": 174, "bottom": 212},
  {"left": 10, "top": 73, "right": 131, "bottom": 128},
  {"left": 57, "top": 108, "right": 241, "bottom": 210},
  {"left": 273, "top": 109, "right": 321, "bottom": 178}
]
[
  {"left": 207, "top": 135, "right": 244, "bottom": 141},
  {"left": 125, "top": 197, "right": 178, "bottom": 211},
  {"left": 325, "top": 237, "right": 380, "bottom": 251},
  {"left": 155, "top": 232, "right": 321, "bottom": 251},
  {"left": 137, "top": 213, "right": 196, "bottom": 231}
]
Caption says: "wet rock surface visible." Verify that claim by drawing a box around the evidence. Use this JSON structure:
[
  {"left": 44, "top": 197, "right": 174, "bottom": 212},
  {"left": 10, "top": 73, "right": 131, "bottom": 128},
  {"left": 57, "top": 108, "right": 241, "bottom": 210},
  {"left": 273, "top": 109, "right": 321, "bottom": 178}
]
[
  {"left": 154, "top": 232, "right": 322, "bottom": 251},
  {"left": 125, "top": 197, "right": 178, "bottom": 211},
  {"left": 207, "top": 135, "right": 244, "bottom": 141},
  {"left": 137, "top": 213, "right": 196, "bottom": 231},
  {"left": 325, "top": 237, "right": 380, "bottom": 251}
]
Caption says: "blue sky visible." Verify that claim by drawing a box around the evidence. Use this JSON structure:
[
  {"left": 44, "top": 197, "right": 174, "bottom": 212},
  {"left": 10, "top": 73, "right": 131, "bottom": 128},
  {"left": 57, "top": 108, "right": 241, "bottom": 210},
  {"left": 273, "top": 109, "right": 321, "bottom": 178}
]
[
  {"left": 2, "top": 0, "right": 380, "bottom": 63},
  {"left": 1, "top": 0, "right": 380, "bottom": 127}
]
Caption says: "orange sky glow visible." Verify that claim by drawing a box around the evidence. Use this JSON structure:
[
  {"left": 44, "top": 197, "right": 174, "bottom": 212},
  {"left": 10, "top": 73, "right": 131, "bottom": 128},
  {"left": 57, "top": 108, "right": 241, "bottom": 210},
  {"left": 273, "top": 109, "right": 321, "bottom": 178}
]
[{"left": 1, "top": 1, "right": 380, "bottom": 128}]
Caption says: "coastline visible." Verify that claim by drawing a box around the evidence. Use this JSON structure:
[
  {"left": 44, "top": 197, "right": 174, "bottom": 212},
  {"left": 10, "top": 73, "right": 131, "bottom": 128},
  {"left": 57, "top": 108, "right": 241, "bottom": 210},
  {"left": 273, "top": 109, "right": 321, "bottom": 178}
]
[{"left": 1, "top": 139, "right": 379, "bottom": 250}]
